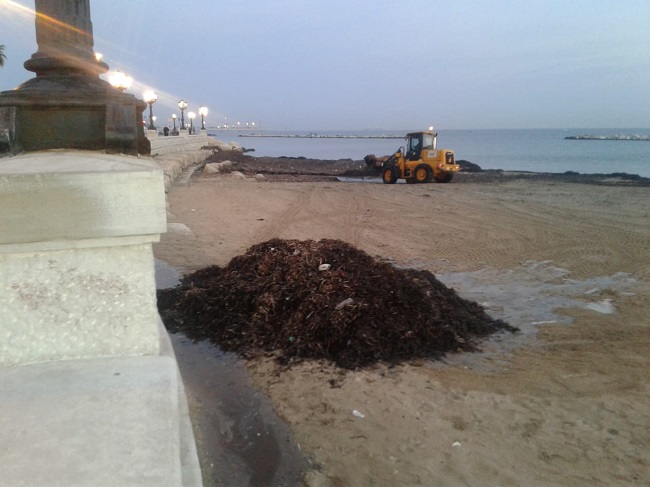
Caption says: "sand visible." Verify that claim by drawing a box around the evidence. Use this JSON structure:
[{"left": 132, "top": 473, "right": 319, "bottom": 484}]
[{"left": 154, "top": 170, "right": 650, "bottom": 487}]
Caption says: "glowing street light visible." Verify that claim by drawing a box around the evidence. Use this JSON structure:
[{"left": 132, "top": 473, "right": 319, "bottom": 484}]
[
  {"left": 171, "top": 114, "right": 177, "bottom": 133},
  {"left": 143, "top": 90, "right": 158, "bottom": 130},
  {"left": 108, "top": 70, "right": 133, "bottom": 92},
  {"left": 198, "top": 106, "right": 208, "bottom": 130},
  {"left": 187, "top": 111, "right": 196, "bottom": 134},
  {"left": 178, "top": 100, "right": 188, "bottom": 130}
]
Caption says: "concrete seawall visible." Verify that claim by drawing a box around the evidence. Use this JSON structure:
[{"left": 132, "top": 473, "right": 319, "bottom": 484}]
[{"left": 149, "top": 131, "right": 215, "bottom": 156}]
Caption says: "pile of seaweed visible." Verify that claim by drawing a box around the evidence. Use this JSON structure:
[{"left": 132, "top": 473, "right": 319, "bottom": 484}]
[{"left": 157, "top": 239, "right": 517, "bottom": 369}]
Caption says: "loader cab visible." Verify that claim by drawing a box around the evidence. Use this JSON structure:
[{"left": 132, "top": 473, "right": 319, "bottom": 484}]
[{"left": 405, "top": 131, "right": 437, "bottom": 160}]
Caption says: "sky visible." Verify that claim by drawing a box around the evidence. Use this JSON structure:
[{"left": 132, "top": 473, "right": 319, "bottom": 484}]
[{"left": 1, "top": 0, "right": 649, "bottom": 131}]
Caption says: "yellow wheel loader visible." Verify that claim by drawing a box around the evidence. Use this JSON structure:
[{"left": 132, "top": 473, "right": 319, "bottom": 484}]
[{"left": 380, "top": 130, "right": 459, "bottom": 184}]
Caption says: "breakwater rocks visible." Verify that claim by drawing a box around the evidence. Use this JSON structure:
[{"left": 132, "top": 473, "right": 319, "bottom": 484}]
[
  {"left": 155, "top": 148, "right": 215, "bottom": 192},
  {"left": 565, "top": 134, "right": 650, "bottom": 141},
  {"left": 153, "top": 140, "right": 243, "bottom": 191}
]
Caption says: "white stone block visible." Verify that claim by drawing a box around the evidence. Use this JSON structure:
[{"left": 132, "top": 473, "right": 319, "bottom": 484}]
[
  {"left": 203, "top": 163, "right": 220, "bottom": 174},
  {"left": 0, "top": 242, "right": 162, "bottom": 366},
  {"left": 0, "top": 356, "right": 182, "bottom": 487},
  {"left": 0, "top": 152, "right": 167, "bottom": 366},
  {"left": 0, "top": 152, "right": 166, "bottom": 246}
]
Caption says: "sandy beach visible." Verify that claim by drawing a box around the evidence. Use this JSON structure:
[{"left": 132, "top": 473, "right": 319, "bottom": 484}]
[{"left": 154, "top": 162, "right": 650, "bottom": 487}]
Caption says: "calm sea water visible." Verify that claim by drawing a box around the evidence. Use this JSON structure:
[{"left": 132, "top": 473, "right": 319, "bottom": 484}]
[{"left": 209, "top": 128, "right": 650, "bottom": 178}]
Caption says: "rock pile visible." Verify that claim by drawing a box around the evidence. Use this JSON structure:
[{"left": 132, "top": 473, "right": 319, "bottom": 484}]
[{"left": 157, "top": 239, "right": 517, "bottom": 369}]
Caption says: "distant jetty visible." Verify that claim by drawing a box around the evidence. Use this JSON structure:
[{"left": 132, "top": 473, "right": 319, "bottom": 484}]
[
  {"left": 236, "top": 133, "right": 402, "bottom": 139},
  {"left": 565, "top": 134, "right": 650, "bottom": 141}
]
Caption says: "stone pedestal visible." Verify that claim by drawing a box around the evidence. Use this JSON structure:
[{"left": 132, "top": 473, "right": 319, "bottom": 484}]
[
  {"left": 0, "top": 151, "right": 167, "bottom": 367},
  {"left": 0, "top": 87, "right": 147, "bottom": 155},
  {"left": 0, "top": 0, "right": 147, "bottom": 155}
]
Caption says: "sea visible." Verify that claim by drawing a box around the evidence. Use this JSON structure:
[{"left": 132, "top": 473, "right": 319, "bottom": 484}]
[{"left": 208, "top": 128, "right": 650, "bottom": 178}]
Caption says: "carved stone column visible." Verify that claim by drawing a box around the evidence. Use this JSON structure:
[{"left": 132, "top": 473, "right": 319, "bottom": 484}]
[{"left": 0, "top": 0, "right": 148, "bottom": 155}]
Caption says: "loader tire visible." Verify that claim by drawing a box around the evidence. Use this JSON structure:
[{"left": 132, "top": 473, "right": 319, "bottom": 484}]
[
  {"left": 382, "top": 165, "right": 398, "bottom": 184},
  {"left": 414, "top": 164, "right": 432, "bottom": 183}
]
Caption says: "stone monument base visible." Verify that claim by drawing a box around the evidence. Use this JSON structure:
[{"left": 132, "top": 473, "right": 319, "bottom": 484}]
[{"left": 0, "top": 76, "right": 147, "bottom": 155}]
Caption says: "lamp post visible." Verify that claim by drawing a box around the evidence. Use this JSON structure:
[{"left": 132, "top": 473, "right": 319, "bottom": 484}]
[
  {"left": 108, "top": 70, "right": 133, "bottom": 92},
  {"left": 187, "top": 111, "right": 196, "bottom": 134},
  {"left": 171, "top": 114, "right": 177, "bottom": 134},
  {"left": 143, "top": 90, "right": 157, "bottom": 130},
  {"left": 178, "top": 100, "right": 188, "bottom": 130},
  {"left": 199, "top": 106, "right": 208, "bottom": 131}
]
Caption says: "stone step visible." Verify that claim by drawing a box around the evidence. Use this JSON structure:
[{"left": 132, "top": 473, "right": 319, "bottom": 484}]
[{"left": 0, "top": 355, "right": 194, "bottom": 487}]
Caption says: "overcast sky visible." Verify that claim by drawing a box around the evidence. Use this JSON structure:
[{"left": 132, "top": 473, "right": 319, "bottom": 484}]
[{"left": 1, "top": 0, "right": 649, "bottom": 130}]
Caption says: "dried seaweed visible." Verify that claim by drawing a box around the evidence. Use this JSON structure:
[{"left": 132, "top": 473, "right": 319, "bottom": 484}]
[{"left": 157, "top": 239, "right": 516, "bottom": 369}]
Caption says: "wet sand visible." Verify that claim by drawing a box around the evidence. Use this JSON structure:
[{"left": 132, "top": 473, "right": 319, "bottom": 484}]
[{"left": 154, "top": 163, "right": 650, "bottom": 487}]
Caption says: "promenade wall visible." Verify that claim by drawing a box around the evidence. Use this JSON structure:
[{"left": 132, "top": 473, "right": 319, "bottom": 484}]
[{"left": 148, "top": 130, "right": 212, "bottom": 156}]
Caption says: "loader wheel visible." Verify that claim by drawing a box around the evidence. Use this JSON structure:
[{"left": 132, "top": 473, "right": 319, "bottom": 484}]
[
  {"left": 382, "top": 165, "right": 398, "bottom": 184},
  {"left": 434, "top": 173, "right": 454, "bottom": 183},
  {"left": 414, "top": 164, "right": 432, "bottom": 183}
]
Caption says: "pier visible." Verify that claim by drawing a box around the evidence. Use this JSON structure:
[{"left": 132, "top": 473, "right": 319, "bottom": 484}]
[{"left": 565, "top": 134, "right": 650, "bottom": 141}]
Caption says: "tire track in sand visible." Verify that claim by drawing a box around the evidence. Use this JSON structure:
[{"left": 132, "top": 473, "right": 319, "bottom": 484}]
[{"left": 254, "top": 184, "right": 366, "bottom": 246}]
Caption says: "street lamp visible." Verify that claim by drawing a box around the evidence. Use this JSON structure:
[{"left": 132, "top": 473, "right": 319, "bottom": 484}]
[
  {"left": 108, "top": 70, "right": 133, "bottom": 92},
  {"left": 143, "top": 90, "right": 158, "bottom": 130},
  {"left": 171, "top": 114, "right": 177, "bottom": 133},
  {"left": 178, "top": 100, "right": 188, "bottom": 130},
  {"left": 187, "top": 111, "right": 196, "bottom": 134},
  {"left": 199, "top": 106, "right": 208, "bottom": 131}
]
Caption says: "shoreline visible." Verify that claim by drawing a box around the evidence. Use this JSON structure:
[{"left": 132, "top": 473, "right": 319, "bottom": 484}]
[
  {"left": 203, "top": 150, "right": 650, "bottom": 186},
  {"left": 204, "top": 128, "right": 650, "bottom": 178}
]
